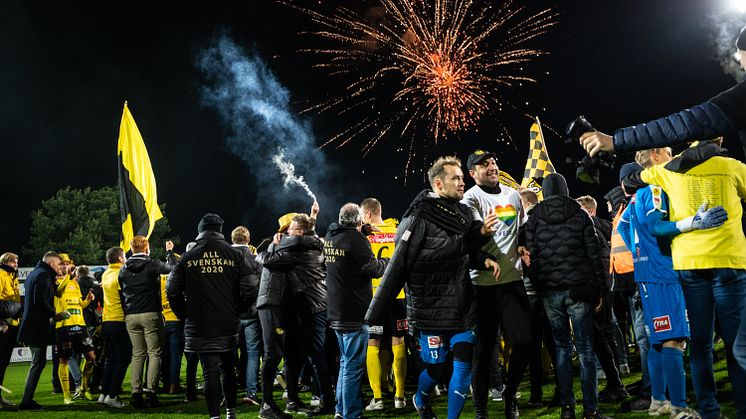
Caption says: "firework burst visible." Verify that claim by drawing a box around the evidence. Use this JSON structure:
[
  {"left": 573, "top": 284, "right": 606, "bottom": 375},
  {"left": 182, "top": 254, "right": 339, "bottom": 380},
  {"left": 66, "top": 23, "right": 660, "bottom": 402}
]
[{"left": 283, "top": 0, "right": 558, "bottom": 174}]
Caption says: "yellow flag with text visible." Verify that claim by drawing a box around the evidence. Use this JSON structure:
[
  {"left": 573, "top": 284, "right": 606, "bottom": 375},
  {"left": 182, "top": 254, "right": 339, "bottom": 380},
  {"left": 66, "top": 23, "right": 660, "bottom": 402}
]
[
  {"left": 521, "top": 117, "right": 556, "bottom": 199},
  {"left": 117, "top": 102, "right": 162, "bottom": 252}
]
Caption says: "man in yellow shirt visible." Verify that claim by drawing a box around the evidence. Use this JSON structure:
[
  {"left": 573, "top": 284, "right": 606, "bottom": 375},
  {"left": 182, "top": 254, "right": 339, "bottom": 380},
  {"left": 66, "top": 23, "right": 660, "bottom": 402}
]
[
  {"left": 99, "top": 247, "right": 130, "bottom": 409},
  {"left": 361, "top": 198, "right": 407, "bottom": 411},
  {"left": 54, "top": 262, "right": 96, "bottom": 405},
  {"left": 0, "top": 252, "right": 21, "bottom": 408},
  {"left": 625, "top": 140, "right": 746, "bottom": 418}
]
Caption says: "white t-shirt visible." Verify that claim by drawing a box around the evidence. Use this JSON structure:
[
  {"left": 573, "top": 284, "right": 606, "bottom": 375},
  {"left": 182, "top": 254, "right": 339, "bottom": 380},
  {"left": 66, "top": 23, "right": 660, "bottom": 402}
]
[{"left": 462, "top": 184, "right": 524, "bottom": 286}]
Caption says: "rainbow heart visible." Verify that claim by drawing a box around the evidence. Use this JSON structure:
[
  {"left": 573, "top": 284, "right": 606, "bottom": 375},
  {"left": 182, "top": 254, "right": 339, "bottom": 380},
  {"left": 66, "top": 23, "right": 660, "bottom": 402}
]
[{"left": 494, "top": 204, "right": 517, "bottom": 226}]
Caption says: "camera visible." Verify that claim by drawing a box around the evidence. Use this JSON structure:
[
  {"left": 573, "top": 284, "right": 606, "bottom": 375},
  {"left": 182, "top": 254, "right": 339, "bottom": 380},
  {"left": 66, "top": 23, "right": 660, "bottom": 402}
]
[{"left": 565, "top": 115, "right": 616, "bottom": 185}]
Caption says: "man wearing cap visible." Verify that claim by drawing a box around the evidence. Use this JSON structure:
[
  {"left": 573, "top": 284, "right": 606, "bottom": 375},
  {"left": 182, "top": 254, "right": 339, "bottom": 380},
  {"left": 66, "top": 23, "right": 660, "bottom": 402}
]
[
  {"left": 167, "top": 213, "right": 259, "bottom": 419},
  {"left": 118, "top": 236, "right": 175, "bottom": 408},
  {"left": 461, "top": 150, "right": 531, "bottom": 419}
]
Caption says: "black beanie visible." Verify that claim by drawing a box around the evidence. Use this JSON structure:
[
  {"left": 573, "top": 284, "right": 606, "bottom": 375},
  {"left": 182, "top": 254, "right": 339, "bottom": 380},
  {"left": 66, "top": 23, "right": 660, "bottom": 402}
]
[
  {"left": 198, "top": 213, "right": 224, "bottom": 233},
  {"left": 542, "top": 173, "right": 569, "bottom": 198},
  {"left": 737, "top": 25, "right": 746, "bottom": 50},
  {"left": 618, "top": 162, "right": 643, "bottom": 183}
]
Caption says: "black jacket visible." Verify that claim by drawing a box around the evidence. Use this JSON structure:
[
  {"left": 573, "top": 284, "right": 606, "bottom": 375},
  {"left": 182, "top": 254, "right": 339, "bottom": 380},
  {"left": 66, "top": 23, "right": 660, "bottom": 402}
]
[
  {"left": 17, "top": 261, "right": 57, "bottom": 346},
  {"left": 324, "top": 223, "right": 388, "bottom": 331},
  {"left": 592, "top": 216, "right": 612, "bottom": 286},
  {"left": 232, "top": 245, "right": 262, "bottom": 319},
  {"left": 77, "top": 275, "right": 101, "bottom": 327},
  {"left": 118, "top": 252, "right": 175, "bottom": 315},
  {"left": 167, "top": 231, "right": 259, "bottom": 353},
  {"left": 365, "top": 190, "right": 492, "bottom": 332},
  {"left": 256, "top": 234, "right": 327, "bottom": 317},
  {"left": 522, "top": 175, "right": 606, "bottom": 297}
]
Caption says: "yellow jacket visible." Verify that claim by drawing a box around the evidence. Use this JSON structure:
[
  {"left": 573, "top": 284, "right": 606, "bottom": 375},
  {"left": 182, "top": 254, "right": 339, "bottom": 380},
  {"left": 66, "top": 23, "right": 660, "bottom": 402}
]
[{"left": 0, "top": 265, "right": 21, "bottom": 326}]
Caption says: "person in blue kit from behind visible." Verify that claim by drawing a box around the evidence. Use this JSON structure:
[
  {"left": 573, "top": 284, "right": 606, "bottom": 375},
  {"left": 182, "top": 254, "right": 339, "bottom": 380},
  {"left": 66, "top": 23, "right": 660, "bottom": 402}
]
[{"left": 617, "top": 149, "right": 727, "bottom": 419}]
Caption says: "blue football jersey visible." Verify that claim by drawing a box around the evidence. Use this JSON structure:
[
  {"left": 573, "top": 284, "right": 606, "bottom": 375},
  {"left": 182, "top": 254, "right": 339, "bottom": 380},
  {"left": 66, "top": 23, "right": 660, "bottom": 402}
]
[{"left": 621, "top": 186, "right": 679, "bottom": 284}]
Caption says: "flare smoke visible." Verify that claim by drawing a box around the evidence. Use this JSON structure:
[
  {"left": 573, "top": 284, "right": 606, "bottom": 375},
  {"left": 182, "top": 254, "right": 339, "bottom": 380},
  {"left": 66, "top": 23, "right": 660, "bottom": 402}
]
[{"left": 273, "top": 150, "right": 317, "bottom": 202}]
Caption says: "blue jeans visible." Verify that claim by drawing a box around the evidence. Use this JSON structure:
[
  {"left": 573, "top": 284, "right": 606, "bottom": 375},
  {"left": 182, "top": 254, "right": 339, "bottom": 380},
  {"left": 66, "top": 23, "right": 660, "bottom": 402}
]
[
  {"left": 335, "top": 325, "right": 369, "bottom": 419},
  {"left": 161, "top": 321, "right": 185, "bottom": 386},
  {"left": 679, "top": 269, "right": 746, "bottom": 419},
  {"left": 628, "top": 290, "right": 650, "bottom": 398},
  {"left": 241, "top": 318, "right": 262, "bottom": 394},
  {"left": 543, "top": 291, "right": 597, "bottom": 413}
]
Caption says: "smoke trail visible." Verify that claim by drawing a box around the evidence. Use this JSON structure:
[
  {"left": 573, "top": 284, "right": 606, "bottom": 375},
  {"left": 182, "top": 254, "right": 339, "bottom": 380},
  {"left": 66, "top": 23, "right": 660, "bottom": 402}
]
[
  {"left": 273, "top": 149, "right": 317, "bottom": 201},
  {"left": 197, "top": 32, "right": 330, "bottom": 217},
  {"left": 707, "top": 10, "right": 745, "bottom": 82}
]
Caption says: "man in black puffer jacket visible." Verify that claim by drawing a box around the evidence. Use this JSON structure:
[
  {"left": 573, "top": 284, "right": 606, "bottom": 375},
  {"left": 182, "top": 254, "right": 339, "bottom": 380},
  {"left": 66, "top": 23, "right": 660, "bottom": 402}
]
[
  {"left": 366, "top": 156, "right": 499, "bottom": 419},
  {"left": 167, "top": 213, "right": 258, "bottom": 419},
  {"left": 522, "top": 173, "right": 609, "bottom": 419},
  {"left": 256, "top": 211, "right": 333, "bottom": 418}
]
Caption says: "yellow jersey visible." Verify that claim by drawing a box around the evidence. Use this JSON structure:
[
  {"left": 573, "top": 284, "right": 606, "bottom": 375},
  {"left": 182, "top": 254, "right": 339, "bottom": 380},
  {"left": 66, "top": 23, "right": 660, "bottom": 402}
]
[
  {"left": 641, "top": 155, "right": 746, "bottom": 270},
  {"left": 0, "top": 267, "right": 21, "bottom": 326},
  {"left": 101, "top": 263, "right": 125, "bottom": 323},
  {"left": 161, "top": 275, "right": 179, "bottom": 322},
  {"left": 369, "top": 218, "right": 404, "bottom": 299},
  {"left": 54, "top": 276, "right": 89, "bottom": 328}
]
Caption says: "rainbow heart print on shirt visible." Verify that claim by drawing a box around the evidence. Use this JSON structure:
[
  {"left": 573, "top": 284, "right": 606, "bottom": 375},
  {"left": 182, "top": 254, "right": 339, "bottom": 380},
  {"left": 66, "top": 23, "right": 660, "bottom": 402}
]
[{"left": 494, "top": 204, "right": 517, "bottom": 226}]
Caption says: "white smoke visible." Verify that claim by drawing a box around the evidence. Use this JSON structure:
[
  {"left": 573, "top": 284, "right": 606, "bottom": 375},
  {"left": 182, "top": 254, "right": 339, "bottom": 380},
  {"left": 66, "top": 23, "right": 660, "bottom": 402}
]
[
  {"left": 707, "top": 9, "right": 746, "bottom": 82},
  {"left": 273, "top": 149, "right": 317, "bottom": 202}
]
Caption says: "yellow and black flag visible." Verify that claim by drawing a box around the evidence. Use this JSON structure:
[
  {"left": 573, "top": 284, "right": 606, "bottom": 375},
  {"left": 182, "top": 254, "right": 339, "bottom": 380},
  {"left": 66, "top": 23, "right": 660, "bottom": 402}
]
[
  {"left": 117, "top": 102, "right": 162, "bottom": 253},
  {"left": 521, "top": 117, "right": 556, "bottom": 199},
  {"left": 498, "top": 171, "right": 521, "bottom": 191}
]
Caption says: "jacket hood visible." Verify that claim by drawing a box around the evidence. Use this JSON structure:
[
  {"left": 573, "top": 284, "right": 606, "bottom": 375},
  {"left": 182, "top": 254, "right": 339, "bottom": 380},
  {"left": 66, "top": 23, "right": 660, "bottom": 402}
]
[
  {"left": 665, "top": 141, "right": 728, "bottom": 173},
  {"left": 196, "top": 231, "right": 226, "bottom": 241},
  {"left": 124, "top": 255, "right": 150, "bottom": 273},
  {"left": 541, "top": 173, "right": 569, "bottom": 198},
  {"left": 535, "top": 195, "right": 583, "bottom": 225},
  {"left": 0, "top": 264, "right": 17, "bottom": 274},
  {"left": 326, "top": 223, "right": 360, "bottom": 238}
]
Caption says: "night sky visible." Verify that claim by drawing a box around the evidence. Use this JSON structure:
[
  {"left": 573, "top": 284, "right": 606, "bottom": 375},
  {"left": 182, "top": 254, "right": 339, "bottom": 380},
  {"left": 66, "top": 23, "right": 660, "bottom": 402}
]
[{"left": 1, "top": 0, "right": 742, "bottom": 261}]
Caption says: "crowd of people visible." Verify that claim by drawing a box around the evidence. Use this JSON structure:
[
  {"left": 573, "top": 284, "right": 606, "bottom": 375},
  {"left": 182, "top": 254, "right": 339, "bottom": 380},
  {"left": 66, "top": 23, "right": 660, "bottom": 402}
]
[{"left": 2, "top": 19, "right": 746, "bottom": 419}]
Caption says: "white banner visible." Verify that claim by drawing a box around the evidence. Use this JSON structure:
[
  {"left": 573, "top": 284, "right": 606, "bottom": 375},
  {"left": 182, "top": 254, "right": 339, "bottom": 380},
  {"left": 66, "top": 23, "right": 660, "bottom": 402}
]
[{"left": 9, "top": 346, "right": 53, "bottom": 363}]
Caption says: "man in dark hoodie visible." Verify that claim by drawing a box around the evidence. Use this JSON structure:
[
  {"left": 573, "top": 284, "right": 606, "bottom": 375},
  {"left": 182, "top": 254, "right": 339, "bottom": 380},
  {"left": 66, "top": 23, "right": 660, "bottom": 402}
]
[
  {"left": 522, "top": 173, "right": 610, "bottom": 419},
  {"left": 325, "top": 202, "right": 389, "bottom": 419},
  {"left": 366, "top": 156, "right": 500, "bottom": 419},
  {"left": 118, "top": 236, "right": 175, "bottom": 408},
  {"left": 167, "top": 213, "right": 259, "bottom": 419}
]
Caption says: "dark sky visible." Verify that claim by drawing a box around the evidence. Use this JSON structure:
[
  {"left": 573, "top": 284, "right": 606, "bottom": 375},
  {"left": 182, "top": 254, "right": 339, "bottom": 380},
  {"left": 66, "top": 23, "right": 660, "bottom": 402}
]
[{"left": 1, "top": 0, "right": 741, "bottom": 260}]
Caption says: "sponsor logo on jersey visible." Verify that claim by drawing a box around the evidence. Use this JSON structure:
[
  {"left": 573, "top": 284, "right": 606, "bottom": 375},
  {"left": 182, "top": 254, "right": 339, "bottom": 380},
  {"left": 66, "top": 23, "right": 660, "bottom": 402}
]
[
  {"left": 369, "top": 233, "right": 396, "bottom": 244},
  {"left": 494, "top": 204, "right": 517, "bottom": 226},
  {"left": 427, "top": 336, "right": 443, "bottom": 349},
  {"left": 653, "top": 315, "right": 671, "bottom": 333},
  {"left": 396, "top": 319, "right": 409, "bottom": 331}
]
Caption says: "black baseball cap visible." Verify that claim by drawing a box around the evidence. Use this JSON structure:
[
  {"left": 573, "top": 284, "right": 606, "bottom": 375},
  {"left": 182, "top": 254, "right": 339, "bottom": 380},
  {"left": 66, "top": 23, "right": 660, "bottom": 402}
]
[{"left": 466, "top": 149, "right": 497, "bottom": 169}]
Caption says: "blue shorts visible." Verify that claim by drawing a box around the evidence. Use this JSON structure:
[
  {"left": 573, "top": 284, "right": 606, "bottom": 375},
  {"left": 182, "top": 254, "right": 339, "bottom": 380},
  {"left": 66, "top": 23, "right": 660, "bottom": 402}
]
[
  {"left": 639, "top": 282, "right": 689, "bottom": 345},
  {"left": 416, "top": 329, "right": 476, "bottom": 365}
]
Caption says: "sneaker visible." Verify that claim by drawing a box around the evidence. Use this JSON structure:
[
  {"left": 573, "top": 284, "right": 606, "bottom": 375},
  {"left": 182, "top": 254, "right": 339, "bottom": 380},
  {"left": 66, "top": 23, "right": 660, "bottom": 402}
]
[
  {"left": 583, "top": 410, "right": 613, "bottom": 419},
  {"left": 97, "top": 394, "right": 106, "bottom": 404},
  {"left": 131, "top": 393, "right": 146, "bottom": 409},
  {"left": 334, "top": 413, "right": 343, "bottom": 419},
  {"left": 145, "top": 391, "right": 160, "bottom": 408},
  {"left": 310, "top": 395, "right": 320, "bottom": 407},
  {"left": 490, "top": 385, "right": 505, "bottom": 402},
  {"left": 598, "top": 386, "right": 629, "bottom": 403},
  {"left": 561, "top": 403, "right": 577, "bottom": 419},
  {"left": 282, "top": 390, "right": 288, "bottom": 400},
  {"left": 670, "top": 406, "right": 701, "bottom": 419},
  {"left": 505, "top": 396, "right": 519, "bottom": 419},
  {"left": 0, "top": 397, "right": 15, "bottom": 408},
  {"left": 72, "top": 387, "right": 81, "bottom": 400},
  {"left": 597, "top": 369, "right": 606, "bottom": 380},
  {"left": 243, "top": 392, "right": 261, "bottom": 406},
  {"left": 527, "top": 395, "right": 543, "bottom": 408},
  {"left": 395, "top": 397, "right": 407, "bottom": 408},
  {"left": 103, "top": 395, "right": 126, "bottom": 409},
  {"left": 275, "top": 372, "right": 287, "bottom": 389},
  {"left": 412, "top": 393, "right": 437, "bottom": 419},
  {"left": 260, "top": 402, "right": 292, "bottom": 419},
  {"left": 84, "top": 391, "right": 95, "bottom": 401},
  {"left": 619, "top": 363, "right": 631, "bottom": 375},
  {"left": 63, "top": 397, "right": 75, "bottom": 405},
  {"left": 628, "top": 397, "right": 651, "bottom": 412},
  {"left": 285, "top": 399, "right": 315, "bottom": 416},
  {"left": 365, "top": 398, "right": 384, "bottom": 411},
  {"left": 185, "top": 392, "right": 205, "bottom": 402},
  {"left": 648, "top": 399, "right": 671, "bottom": 416},
  {"left": 18, "top": 401, "right": 43, "bottom": 411},
  {"left": 435, "top": 384, "right": 446, "bottom": 397}
]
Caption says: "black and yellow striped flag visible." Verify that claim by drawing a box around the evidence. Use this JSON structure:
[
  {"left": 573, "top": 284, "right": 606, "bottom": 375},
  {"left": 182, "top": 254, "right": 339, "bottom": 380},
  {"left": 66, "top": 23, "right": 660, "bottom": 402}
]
[
  {"left": 498, "top": 171, "right": 521, "bottom": 191},
  {"left": 521, "top": 117, "right": 556, "bottom": 199},
  {"left": 117, "top": 102, "right": 162, "bottom": 253}
]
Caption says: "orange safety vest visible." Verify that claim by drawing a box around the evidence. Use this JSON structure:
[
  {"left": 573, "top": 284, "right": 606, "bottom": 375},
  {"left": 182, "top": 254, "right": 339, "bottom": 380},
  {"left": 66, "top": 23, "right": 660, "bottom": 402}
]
[{"left": 610, "top": 204, "right": 634, "bottom": 274}]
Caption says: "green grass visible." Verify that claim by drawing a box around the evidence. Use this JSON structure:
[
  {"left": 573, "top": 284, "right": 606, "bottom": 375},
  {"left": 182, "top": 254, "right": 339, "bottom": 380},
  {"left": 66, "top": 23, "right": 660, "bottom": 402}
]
[{"left": 0, "top": 344, "right": 736, "bottom": 418}]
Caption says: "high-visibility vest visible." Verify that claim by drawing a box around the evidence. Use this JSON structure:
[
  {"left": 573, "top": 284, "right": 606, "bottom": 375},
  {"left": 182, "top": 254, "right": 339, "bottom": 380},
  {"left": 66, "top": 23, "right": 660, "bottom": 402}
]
[{"left": 610, "top": 204, "right": 634, "bottom": 274}]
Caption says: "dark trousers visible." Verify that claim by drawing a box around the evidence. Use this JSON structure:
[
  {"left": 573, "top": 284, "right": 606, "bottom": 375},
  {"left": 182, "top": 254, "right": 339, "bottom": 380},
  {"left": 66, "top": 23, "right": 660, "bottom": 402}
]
[
  {"left": 259, "top": 307, "right": 301, "bottom": 407},
  {"left": 300, "top": 310, "right": 334, "bottom": 405},
  {"left": 160, "top": 321, "right": 185, "bottom": 387},
  {"left": 185, "top": 352, "right": 200, "bottom": 397},
  {"left": 593, "top": 291, "right": 624, "bottom": 389},
  {"left": 472, "top": 281, "right": 533, "bottom": 415},
  {"left": 199, "top": 352, "right": 237, "bottom": 417},
  {"left": 527, "top": 295, "right": 556, "bottom": 398},
  {"left": 101, "top": 321, "right": 132, "bottom": 398},
  {"left": 0, "top": 325, "right": 18, "bottom": 386},
  {"left": 21, "top": 346, "right": 47, "bottom": 404}
]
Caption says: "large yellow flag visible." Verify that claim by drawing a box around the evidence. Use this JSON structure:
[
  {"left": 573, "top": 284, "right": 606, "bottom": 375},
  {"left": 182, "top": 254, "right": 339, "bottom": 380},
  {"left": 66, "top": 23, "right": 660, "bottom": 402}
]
[
  {"left": 521, "top": 117, "right": 556, "bottom": 198},
  {"left": 117, "top": 102, "right": 162, "bottom": 252}
]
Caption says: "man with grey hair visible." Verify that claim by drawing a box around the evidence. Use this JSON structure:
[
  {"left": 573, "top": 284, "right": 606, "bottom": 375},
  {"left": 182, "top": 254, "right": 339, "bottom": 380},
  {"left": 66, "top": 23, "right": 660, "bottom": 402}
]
[{"left": 325, "top": 203, "right": 389, "bottom": 419}]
